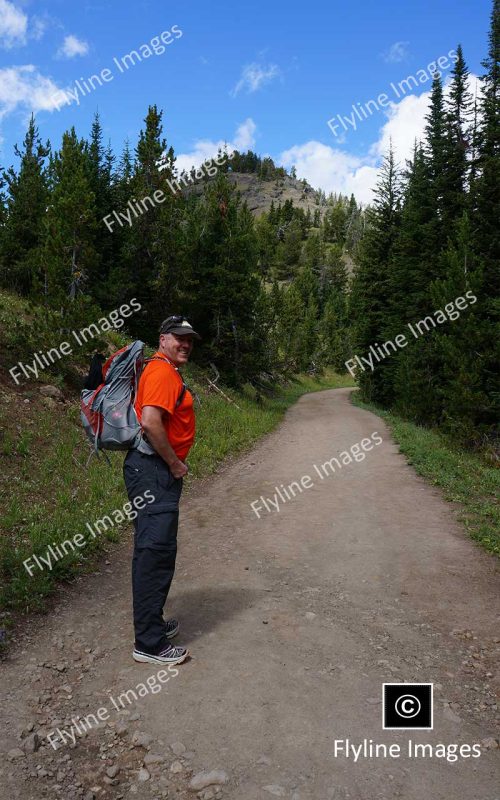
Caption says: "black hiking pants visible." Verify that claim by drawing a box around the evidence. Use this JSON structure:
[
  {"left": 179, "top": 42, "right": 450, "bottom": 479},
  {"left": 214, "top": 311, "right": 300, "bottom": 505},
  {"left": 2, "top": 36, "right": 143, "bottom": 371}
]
[{"left": 123, "top": 448, "right": 183, "bottom": 654}]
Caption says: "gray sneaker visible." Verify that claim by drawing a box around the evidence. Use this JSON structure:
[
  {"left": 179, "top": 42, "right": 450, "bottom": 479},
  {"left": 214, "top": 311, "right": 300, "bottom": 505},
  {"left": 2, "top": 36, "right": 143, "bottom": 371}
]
[{"left": 133, "top": 643, "right": 189, "bottom": 665}]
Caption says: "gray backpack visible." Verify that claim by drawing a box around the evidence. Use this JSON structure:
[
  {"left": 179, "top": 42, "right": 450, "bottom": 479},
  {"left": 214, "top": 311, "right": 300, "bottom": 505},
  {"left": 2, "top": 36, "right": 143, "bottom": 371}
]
[{"left": 81, "top": 341, "right": 185, "bottom": 455}]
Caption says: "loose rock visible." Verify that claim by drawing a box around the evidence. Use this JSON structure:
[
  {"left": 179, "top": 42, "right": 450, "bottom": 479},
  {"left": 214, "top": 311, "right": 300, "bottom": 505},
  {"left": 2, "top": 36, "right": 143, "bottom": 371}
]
[
  {"left": 106, "top": 765, "right": 119, "bottom": 778},
  {"left": 23, "top": 733, "right": 41, "bottom": 754},
  {"left": 7, "top": 748, "right": 26, "bottom": 761},
  {"left": 263, "top": 786, "right": 286, "bottom": 797},
  {"left": 115, "top": 720, "right": 128, "bottom": 737},
  {"left": 189, "top": 770, "right": 229, "bottom": 791},
  {"left": 138, "top": 768, "right": 150, "bottom": 782},
  {"left": 40, "top": 385, "right": 63, "bottom": 400},
  {"left": 20, "top": 722, "right": 35, "bottom": 737},
  {"left": 144, "top": 753, "right": 165, "bottom": 765},
  {"left": 198, "top": 789, "right": 216, "bottom": 800},
  {"left": 481, "top": 737, "right": 499, "bottom": 750},
  {"left": 131, "top": 730, "right": 153, "bottom": 748}
]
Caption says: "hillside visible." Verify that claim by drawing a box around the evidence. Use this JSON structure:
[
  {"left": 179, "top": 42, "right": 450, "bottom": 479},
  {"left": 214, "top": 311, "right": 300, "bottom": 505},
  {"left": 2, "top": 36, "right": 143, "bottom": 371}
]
[
  {"left": 227, "top": 172, "right": 322, "bottom": 217},
  {"left": 186, "top": 170, "right": 324, "bottom": 217}
]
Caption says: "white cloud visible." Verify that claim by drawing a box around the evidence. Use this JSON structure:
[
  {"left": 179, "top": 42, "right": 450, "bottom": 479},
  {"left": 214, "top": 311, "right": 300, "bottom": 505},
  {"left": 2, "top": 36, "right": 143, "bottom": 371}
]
[
  {"left": 373, "top": 72, "right": 480, "bottom": 166},
  {"left": 0, "top": 0, "right": 28, "bottom": 48},
  {"left": 280, "top": 73, "right": 481, "bottom": 204},
  {"left": 280, "top": 141, "right": 379, "bottom": 205},
  {"left": 173, "top": 118, "right": 257, "bottom": 175},
  {"left": 370, "top": 91, "right": 431, "bottom": 165},
  {"left": 0, "top": 65, "right": 65, "bottom": 121},
  {"left": 382, "top": 41, "right": 410, "bottom": 64},
  {"left": 232, "top": 117, "right": 257, "bottom": 150},
  {"left": 57, "top": 34, "right": 89, "bottom": 59},
  {"left": 30, "top": 16, "right": 50, "bottom": 42},
  {"left": 231, "top": 62, "right": 280, "bottom": 97}
]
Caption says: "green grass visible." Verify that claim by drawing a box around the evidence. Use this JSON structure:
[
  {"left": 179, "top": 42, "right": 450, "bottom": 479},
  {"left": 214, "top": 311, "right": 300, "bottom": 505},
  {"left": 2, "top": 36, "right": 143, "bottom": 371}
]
[
  {"left": 352, "top": 393, "right": 500, "bottom": 558},
  {"left": 0, "top": 366, "right": 353, "bottom": 618}
]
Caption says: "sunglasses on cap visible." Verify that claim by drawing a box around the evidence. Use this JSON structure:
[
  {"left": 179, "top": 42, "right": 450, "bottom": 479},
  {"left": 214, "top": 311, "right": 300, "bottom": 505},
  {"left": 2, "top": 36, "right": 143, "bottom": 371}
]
[
  {"left": 159, "top": 315, "right": 201, "bottom": 339},
  {"left": 160, "top": 315, "right": 185, "bottom": 332}
]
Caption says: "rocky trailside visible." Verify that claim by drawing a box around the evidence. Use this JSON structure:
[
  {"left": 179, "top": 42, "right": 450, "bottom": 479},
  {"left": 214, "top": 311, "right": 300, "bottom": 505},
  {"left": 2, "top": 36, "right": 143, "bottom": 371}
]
[{"left": 2, "top": 588, "right": 229, "bottom": 800}]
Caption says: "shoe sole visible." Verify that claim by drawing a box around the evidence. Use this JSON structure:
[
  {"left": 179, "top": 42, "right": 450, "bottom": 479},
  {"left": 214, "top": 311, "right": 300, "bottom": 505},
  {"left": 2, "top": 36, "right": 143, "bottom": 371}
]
[{"left": 132, "top": 649, "right": 189, "bottom": 666}]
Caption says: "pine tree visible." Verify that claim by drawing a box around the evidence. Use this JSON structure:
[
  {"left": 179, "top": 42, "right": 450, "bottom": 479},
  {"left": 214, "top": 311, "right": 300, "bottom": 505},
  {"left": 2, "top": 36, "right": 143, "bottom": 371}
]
[
  {"left": 443, "top": 45, "right": 472, "bottom": 227},
  {"left": 390, "top": 145, "right": 437, "bottom": 323},
  {"left": 475, "top": 0, "right": 500, "bottom": 296},
  {"left": 345, "top": 194, "right": 364, "bottom": 258},
  {"left": 0, "top": 170, "right": 6, "bottom": 286},
  {"left": 268, "top": 200, "right": 277, "bottom": 226},
  {"left": 317, "top": 246, "right": 349, "bottom": 370},
  {"left": 471, "top": 0, "right": 500, "bottom": 435},
  {"left": 252, "top": 283, "right": 280, "bottom": 376},
  {"left": 350, "top": 147, "right": 401, "bottom": 403},
  {"left": 273, "top": 218, "right": 303, "bottom": 279},
  {"left": 301, "top": 230, "right": 324, "bottom": 270},
  {"left": 275, "top": 283, "right": 307, "bottom": 373},
  {"left": 296, "top": 296, "right": 319, "bottom": 372},
  {"left": 424, "top": 73, "right": 448, "bottom": 248},
  {"left": 124, "top": 106, "right": 181, "bottom": 341},
  {"left": 0, "top": 170, "right": 6, "bottom": 260},
  {"left": 322, "top": 201, "right": 347, "bottom": 245},
  {"left": 1, "top": 115, "right": 50, "bottom": 295},
  {"left": 84, "top": 113, "right": 116, "bottom": 305},
  {"left": 430, "top": 214, "right": 487, "bottom": 441},
  {"left": 255, "top": 214, "right": 276, "bottom": 277},
  {"left": 182, "top": 172, "right": 261, "bottom": 382},
  {"left": 106, "top": 140, "right": 138, "bottom": 306},
  {"left": 43, "top": 128, "right": 98, "bottom": 311},
  {"left": 318, "top": 294, "right": 346, "bottom": 371},
  {"left": 0, "top": 171, "right": 6, "bottom": 227},
  {"left": 389, "top": 111, "right": 456, "bottom": 423}
]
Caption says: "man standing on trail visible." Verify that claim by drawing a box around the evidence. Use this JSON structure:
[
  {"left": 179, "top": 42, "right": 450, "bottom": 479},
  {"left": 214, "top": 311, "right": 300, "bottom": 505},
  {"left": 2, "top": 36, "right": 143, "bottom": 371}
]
[{"left": 123, "top": 315, "right": 200, "bottom": 666}]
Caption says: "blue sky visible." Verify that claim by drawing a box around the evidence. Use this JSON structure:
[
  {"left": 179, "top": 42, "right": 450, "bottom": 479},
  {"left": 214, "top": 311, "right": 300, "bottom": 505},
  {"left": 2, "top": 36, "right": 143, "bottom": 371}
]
[{"left": 0, "top": 0, "right": 493, "bottom": 202}]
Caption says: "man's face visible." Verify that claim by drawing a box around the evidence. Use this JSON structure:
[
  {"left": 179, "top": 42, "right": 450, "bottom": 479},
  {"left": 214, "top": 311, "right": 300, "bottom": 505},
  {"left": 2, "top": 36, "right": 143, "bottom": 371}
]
[{"left": 160, "top": 332, "right": 194, "bottom": 366}]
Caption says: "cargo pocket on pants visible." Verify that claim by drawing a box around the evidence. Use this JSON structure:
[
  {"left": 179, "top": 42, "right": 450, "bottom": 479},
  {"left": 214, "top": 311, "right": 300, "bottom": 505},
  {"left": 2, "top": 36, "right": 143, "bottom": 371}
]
[
  {"left": 135, "top": 501, "right": 179, "bottom": 551},
  {"left": 155, "top": 460, "right": 175, "bottom": 491}
]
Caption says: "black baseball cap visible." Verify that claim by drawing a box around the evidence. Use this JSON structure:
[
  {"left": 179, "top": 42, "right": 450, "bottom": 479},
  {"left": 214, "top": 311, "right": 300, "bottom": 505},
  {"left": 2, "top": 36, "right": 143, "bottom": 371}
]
[{"left": 159, "top": 315, "right": 201, "bottom": 340}]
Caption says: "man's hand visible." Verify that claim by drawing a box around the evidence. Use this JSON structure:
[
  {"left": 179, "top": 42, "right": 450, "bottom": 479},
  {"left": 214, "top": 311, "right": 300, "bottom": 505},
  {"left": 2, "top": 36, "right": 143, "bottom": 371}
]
[{"left": 170, "top": 459, "right": 188, "bottom": 479}]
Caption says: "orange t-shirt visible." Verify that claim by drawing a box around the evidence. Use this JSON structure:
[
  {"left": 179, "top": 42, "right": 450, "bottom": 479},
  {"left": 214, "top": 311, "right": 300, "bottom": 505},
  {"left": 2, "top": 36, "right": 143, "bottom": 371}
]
[{"left": 135, "top": 353, "right": 195, "bottom": 461}]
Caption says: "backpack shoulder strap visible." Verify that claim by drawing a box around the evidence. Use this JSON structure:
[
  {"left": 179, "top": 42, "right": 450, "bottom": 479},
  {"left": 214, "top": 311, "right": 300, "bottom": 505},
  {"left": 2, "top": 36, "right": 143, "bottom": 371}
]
[
  {"left": 175, "top": 384, "right": 187, "bottom": 408},
  {"left": 144, "top": 355, "right": 179, "bottom": 370},
  {"left": 143, "top": 355, "right": 188, "bottom": 409}
]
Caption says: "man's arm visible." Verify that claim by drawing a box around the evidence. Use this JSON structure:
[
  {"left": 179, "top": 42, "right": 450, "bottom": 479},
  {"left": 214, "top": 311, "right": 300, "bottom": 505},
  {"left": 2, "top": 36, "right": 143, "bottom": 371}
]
[{"left": 141, "top": 406, "right": 188, "bottom": 478}]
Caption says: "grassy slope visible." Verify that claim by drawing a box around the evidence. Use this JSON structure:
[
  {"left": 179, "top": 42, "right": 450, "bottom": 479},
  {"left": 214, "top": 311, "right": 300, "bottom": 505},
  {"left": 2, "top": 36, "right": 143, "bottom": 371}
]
[
  {"left": 0, "top": 290, "right": 354, "bottom": 621},
  {"left": 352, "top": 393, "right": 500, "bottom": 558}
]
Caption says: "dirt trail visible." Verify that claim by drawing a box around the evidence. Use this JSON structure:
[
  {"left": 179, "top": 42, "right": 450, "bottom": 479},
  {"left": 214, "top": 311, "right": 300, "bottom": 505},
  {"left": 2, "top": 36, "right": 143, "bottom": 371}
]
[{"left": 1, "top": 388, "right": 499, "bottom": 800}]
